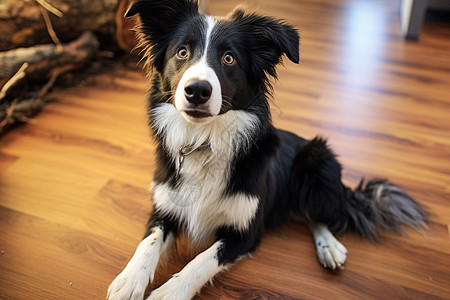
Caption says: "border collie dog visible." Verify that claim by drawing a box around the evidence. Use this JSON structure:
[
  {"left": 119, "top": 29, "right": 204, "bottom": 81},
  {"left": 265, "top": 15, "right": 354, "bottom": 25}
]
[{"left": 108, "top": 0, "right": 428, "bottom": 299}]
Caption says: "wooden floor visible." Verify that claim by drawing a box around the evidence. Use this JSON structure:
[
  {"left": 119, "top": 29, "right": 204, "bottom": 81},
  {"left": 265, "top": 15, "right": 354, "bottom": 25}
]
[{"left": 1, "top": 0, "right": 450, "bottom": 299}]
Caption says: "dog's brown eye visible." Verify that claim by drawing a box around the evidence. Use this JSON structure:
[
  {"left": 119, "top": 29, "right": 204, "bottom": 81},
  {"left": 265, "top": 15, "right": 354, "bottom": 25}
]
[
  {"left": 177, "top": 47, "right": 189, "bottom": 59},
  {"left": 223, "top": 53, "right": 235, "bottom": 65}
]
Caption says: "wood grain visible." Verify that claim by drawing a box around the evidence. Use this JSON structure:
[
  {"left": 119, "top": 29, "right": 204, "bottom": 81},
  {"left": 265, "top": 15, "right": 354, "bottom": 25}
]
[{"left": 1, "top": 0, "right": 449, "bottom": 299}]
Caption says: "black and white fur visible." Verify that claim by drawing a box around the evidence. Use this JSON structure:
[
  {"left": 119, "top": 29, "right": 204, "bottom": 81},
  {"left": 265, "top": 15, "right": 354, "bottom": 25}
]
[{"left": 107, "top": 1, "right": 429, "bottom": 299}]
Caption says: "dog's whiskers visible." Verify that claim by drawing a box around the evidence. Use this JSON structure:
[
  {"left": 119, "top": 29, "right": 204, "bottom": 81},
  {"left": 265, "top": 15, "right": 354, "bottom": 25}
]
[{"left": 221, "top": 96, "right": 236, "bottom": 111}]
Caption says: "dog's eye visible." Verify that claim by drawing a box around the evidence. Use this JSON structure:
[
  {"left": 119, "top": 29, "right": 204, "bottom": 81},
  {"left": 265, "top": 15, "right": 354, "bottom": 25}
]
[
  {"left": 177, "top": 47, "right": 189, "bottom": 59},
  {"left": 223, "top": 53, "right": 235, "bottom": 65}
]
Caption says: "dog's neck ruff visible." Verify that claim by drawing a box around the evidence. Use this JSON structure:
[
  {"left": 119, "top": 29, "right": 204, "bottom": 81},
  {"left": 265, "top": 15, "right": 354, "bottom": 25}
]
[
  {"left": 150, "top": 103, "right": 261, "bottom": 245},
  {"left": 151, "top": 103, "right": 260, "bottom": 164}
]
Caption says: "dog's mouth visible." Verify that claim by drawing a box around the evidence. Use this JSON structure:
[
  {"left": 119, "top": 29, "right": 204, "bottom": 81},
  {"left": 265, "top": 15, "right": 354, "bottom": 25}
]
[{"left": 182, "top": 109, "right": 213, "bottom": 123}]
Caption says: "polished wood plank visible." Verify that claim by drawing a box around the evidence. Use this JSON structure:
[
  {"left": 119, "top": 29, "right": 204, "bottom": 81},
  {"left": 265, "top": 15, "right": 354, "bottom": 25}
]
[{"left": 1, "top": 0, "right": 450, "bottom": 299}]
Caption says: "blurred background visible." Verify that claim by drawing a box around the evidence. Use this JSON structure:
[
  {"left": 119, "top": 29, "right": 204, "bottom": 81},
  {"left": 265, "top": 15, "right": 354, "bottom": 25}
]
[{"left": 1, "top": 0, "right": 449, "bottom": 134}]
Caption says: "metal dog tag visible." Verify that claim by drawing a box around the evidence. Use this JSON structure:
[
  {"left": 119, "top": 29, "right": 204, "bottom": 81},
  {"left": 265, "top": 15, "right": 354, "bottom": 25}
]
[
  {"left": 175, "top": 144, "right": 209, "bottom": 178},
  {"left": 176, "top": 147, "right": 186, "bottom": 178}
]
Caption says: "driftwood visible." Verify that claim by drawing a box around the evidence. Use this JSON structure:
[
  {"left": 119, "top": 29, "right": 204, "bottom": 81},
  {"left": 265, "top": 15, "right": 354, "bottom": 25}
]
[
  {"left": 0, "top": 31, "right": 99, "bottom": 85},
  {"left": 0, "top": 0, "right": 140, "bottom": 135},
  {"left": 0, "top": 0, "right": 137, "bottom": 52},
  {"left": 0, "top": 31, "right": 100, "bottom": 134}
]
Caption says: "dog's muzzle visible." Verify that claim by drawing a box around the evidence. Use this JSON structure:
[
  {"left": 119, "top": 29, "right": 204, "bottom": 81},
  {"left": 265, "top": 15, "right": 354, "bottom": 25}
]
[{"left": 175, "top": 61, "right": 222, "bottom": 123}]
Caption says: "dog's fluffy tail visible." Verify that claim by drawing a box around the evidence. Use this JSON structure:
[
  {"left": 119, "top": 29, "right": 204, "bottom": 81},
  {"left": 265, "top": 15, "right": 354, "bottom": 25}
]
[
  {"left": 291, "top": 137, "right": 429, "bottom": 241},
  {"left": 339, "top": 179, "right": 429, "bottom": 240}
]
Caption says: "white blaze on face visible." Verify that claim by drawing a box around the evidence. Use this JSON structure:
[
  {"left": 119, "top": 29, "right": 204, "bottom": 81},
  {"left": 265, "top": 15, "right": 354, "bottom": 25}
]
[{"left": 174, "top": 16, "right": 222, "bottom": 123}]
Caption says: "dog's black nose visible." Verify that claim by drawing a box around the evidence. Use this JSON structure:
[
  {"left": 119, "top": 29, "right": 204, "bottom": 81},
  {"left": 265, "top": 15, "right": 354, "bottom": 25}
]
[{"left": 184, "top": 79, "right": 212, "bottom": 105}]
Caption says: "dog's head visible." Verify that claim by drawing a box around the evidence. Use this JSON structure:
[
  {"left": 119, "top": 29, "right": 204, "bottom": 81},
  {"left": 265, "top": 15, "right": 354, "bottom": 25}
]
[{"left": 127, "top": 0, "right": 299, "bottom": 124}]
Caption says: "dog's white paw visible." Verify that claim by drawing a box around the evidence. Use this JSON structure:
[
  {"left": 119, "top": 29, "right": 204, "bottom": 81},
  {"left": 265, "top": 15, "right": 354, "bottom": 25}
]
[
  {"left": 315, "top": 234, "right": 347, "bottom": 270},
  {"left": 146, "top": 277, "right": 191, "bottom": 300},
  {"left": 146, "top": 271, "right": 201, "bottom": 300},
  {"left": 107, "top": 269, "right": 148, "bottom": 300}
]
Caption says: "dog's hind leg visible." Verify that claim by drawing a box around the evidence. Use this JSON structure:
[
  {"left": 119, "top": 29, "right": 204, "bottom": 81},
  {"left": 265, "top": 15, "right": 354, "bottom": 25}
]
[
  {"left": 107, "top": 211, "right": 176, "bottom": 300},
  {"left": 307, "top": 222, "right": 347, "bottom": 270},
  {"left": 288, "top": 137, "right": 351, "bottom": 270}
]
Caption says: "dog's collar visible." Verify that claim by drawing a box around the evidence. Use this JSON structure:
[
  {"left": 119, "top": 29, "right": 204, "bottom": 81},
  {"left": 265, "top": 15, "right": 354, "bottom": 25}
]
[
  {"left": 179, "top": 143, "right": 210, "bottom": 157},
  {"left": 176, "top": 143, "right": 210, "bottom": 178}
]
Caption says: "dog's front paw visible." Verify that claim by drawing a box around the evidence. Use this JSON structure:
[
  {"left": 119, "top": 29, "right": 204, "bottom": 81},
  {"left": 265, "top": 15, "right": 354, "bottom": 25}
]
[
  {"left": 315, "top": 235, "right": 347, "bottom": 270},
  {"left": 107, "top": 270, "right": 148, "bottom": 300},
  {"left": 146, "top": 277, "right": 191, "bottom": 300}
]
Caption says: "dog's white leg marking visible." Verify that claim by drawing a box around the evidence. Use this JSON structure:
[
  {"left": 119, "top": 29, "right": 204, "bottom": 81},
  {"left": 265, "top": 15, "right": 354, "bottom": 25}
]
[
  {"left": 107, "top": 227, "right": 174, "bottom": 300},
  {"left": 147, "top": 240, "right": 226, "bottom": 300},
  {"left": 308, "top": 223, "right": 347, "bottom": 270}
]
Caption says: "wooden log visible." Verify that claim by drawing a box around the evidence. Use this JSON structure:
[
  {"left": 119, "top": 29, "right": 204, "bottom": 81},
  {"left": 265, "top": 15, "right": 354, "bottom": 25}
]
[
  {"left": 0, "top": 31, "right": 99, "bottom": 88},
  {"left": 116, "top": 0, "right": 139, "bottom": 52},
  {"left": 0, "top": 31, "right": 100, "bottom": 134},
  {"left": 0, "top": 0, "right": 137, "bottom": 52}
]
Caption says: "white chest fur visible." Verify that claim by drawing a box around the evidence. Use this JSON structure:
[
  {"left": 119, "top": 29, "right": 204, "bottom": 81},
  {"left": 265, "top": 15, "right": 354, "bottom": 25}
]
[
  {"left": 150, "top": 104, "right": 261, "bottom": 245},
  {"left": 152, "top": 177, "right": 259, "bottom": 246}
]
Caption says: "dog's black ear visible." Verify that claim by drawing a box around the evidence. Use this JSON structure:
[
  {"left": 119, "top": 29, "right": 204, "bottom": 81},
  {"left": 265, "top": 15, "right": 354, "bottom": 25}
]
[
  {"left": 229, "top": 8, "right": 299, "bottom": 91},
  {"left": 125, "top": 0, "right": 199, "bottom": 26},
  {"left": 230, "top": 8, "right": 299, "bottom": 63},
  {"left": 266, "top": 20, "right": 299, "bottom": 65},
  {"left": 126, "top": 0, "right": 199, "bottom": 70}
]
